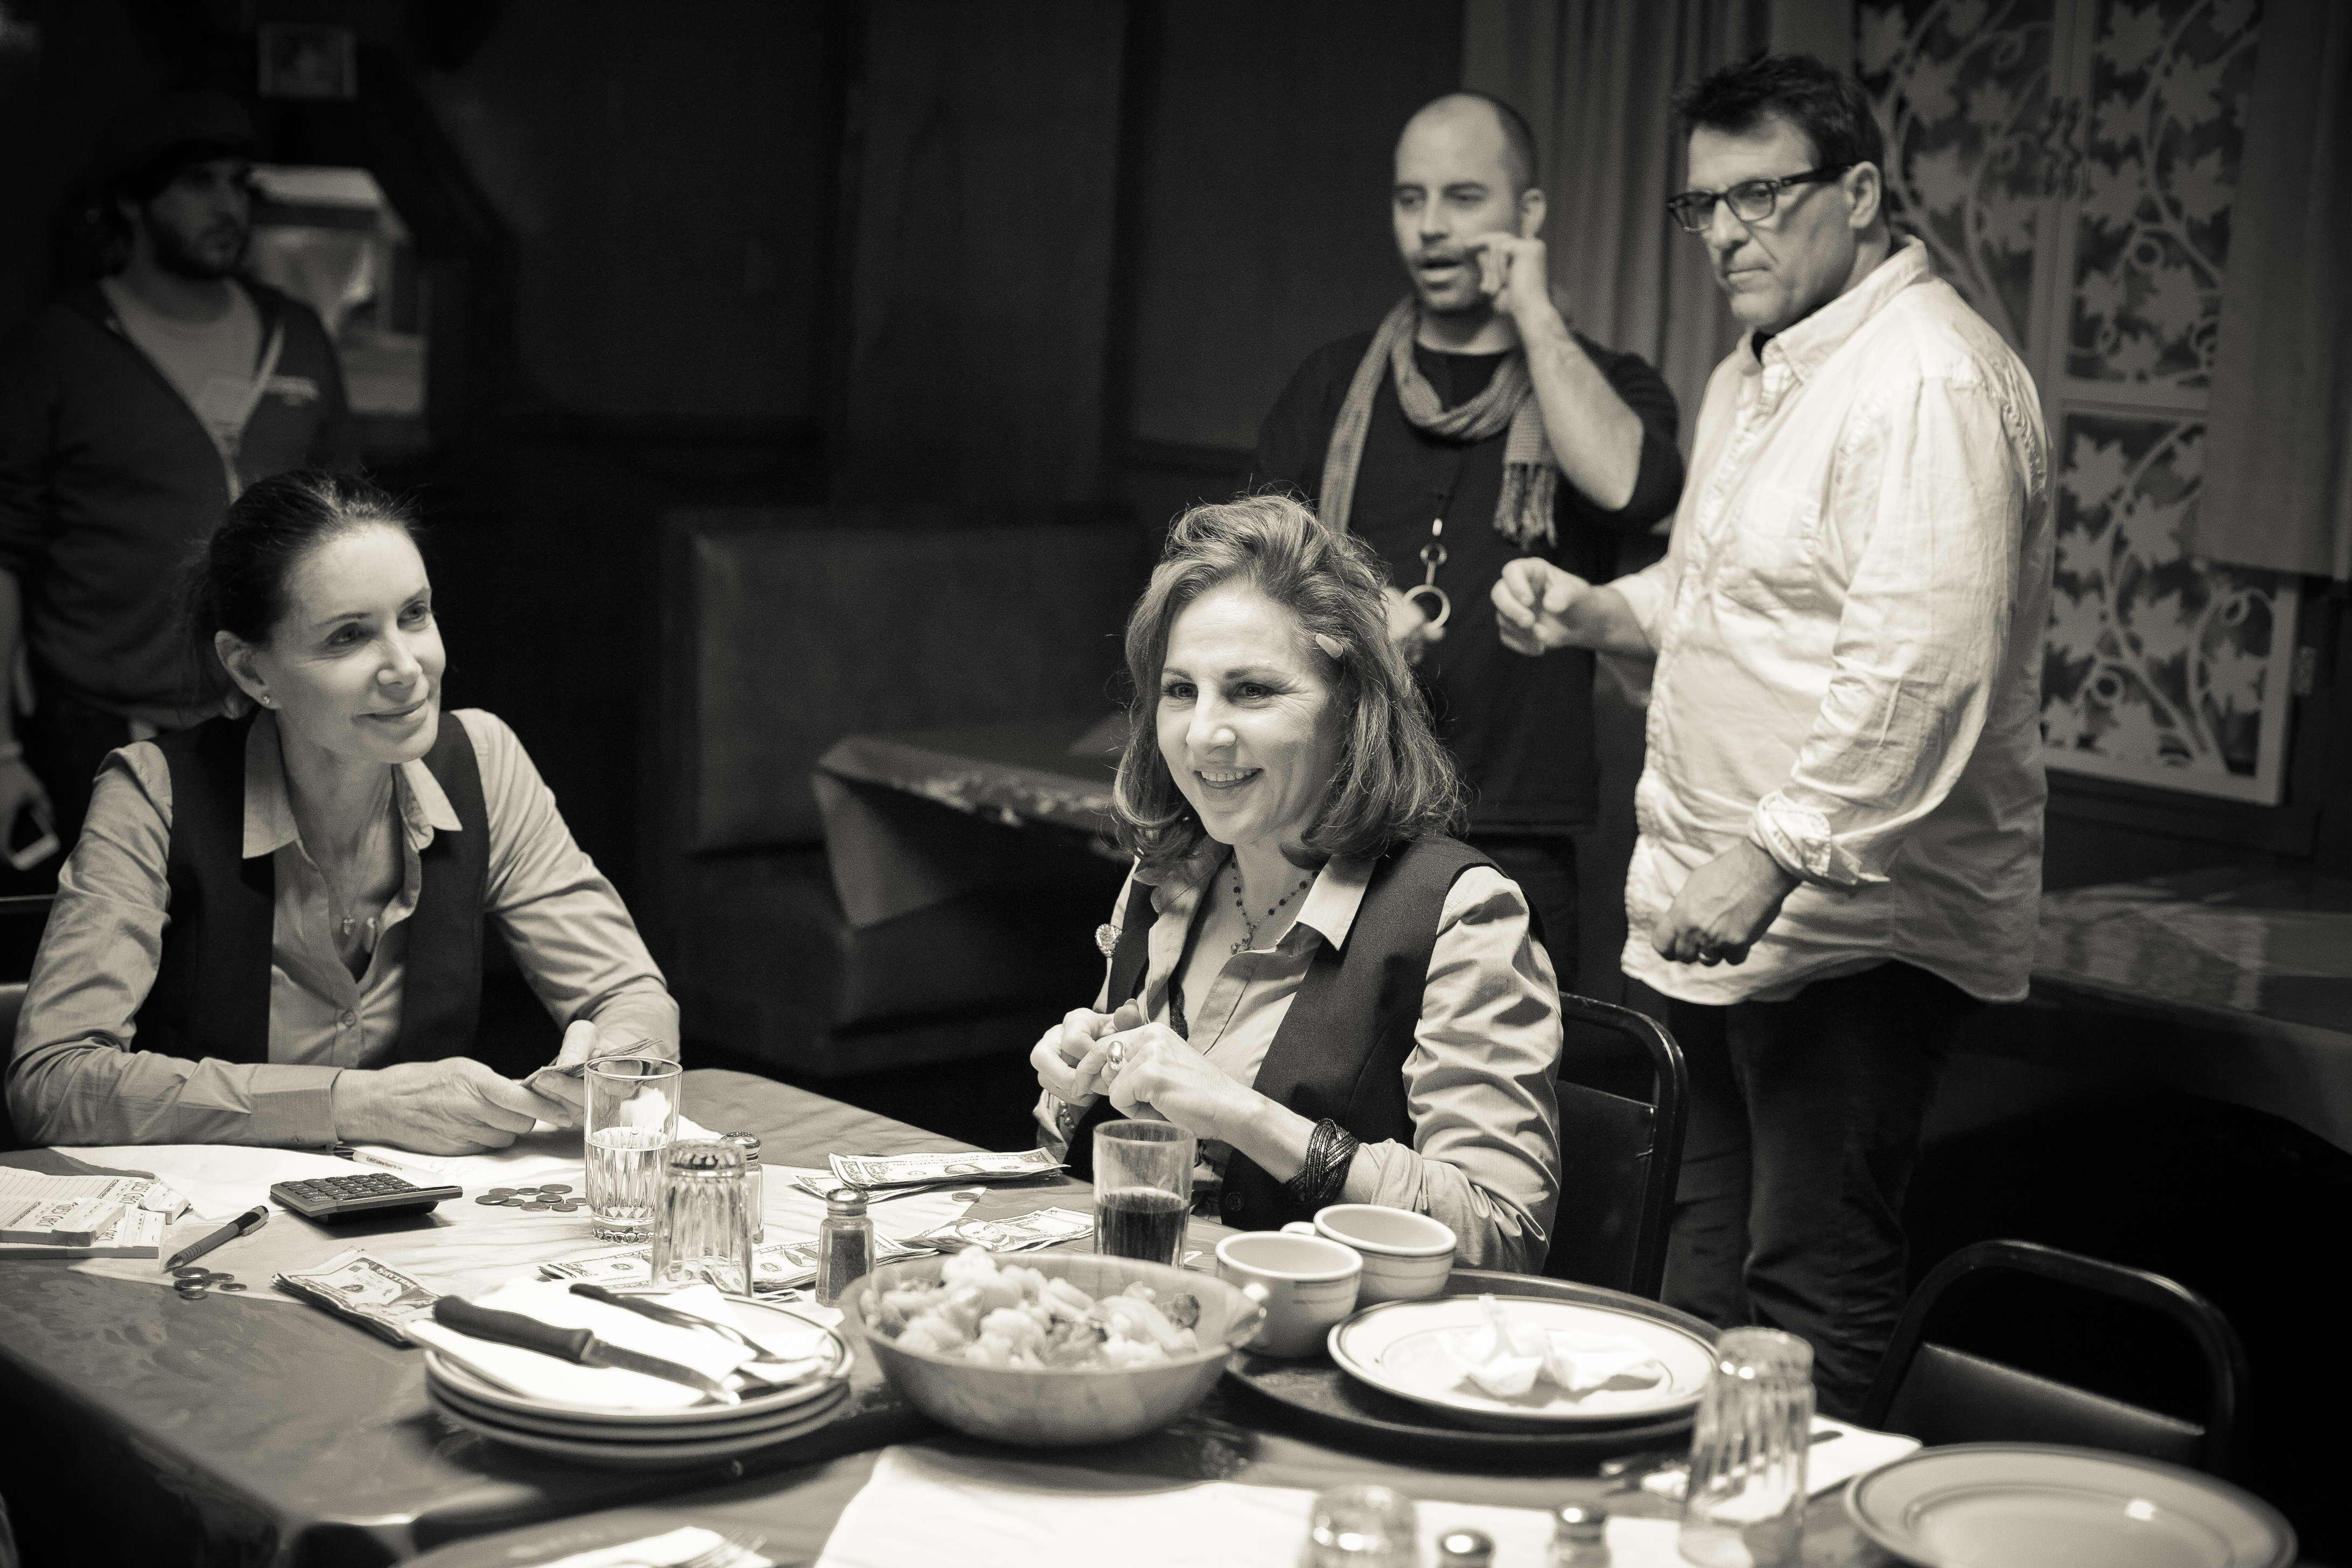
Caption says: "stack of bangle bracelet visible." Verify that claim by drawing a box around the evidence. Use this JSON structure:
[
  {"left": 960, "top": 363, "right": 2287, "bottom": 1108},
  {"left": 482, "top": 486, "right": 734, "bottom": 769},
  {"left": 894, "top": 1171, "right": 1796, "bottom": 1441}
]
[{"left": 1286, "top": 1118, "right": 1360, "bottom": 1208}]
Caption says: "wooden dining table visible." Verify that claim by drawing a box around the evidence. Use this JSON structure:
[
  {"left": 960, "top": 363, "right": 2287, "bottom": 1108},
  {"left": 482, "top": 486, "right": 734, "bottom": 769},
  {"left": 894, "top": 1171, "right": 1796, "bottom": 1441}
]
[{"left": 0, "top": 1069, "right": 1905, "bottom": 1567}]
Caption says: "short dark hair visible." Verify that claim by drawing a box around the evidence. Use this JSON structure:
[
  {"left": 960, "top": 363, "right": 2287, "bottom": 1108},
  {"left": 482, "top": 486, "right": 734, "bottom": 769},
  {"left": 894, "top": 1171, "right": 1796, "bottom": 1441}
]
[
  {"left": 1111, "top": 494, "right": 1464, "bottom": 874},
  {"left": 1458, "top": 91, "right": 1539, "bottom": 194},
  {"left": 1672, "top": 53, "right": 1885, "bottom": 174},
  {"left": 182, "top": 470, "right": 422, "bottom": 704}
]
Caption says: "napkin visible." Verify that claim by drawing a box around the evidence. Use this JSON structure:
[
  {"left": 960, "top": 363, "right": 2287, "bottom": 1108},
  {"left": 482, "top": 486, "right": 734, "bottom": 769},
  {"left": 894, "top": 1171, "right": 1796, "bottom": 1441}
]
[
  {"left": 407, "top": 1279, "right": 832, "bottom": 1411},
  {"left": 1541, "top": 1328, "right": 1667, "bottom": 1395},
  {"left": 815, "top": 1446, "right": 1693, "bottom": 1568},
  {"left": 538, "top": 1527, "right": 773, "bottom": 1568},
  {"left": 1443, "top": 1296, "right": 1664, "bottom": 1399}
]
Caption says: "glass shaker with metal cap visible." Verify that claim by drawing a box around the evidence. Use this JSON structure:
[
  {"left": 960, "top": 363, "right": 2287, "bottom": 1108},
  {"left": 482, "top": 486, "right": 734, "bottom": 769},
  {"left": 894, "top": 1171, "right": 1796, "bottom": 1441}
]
[
  {"left": 815, "top": 1186, "right": 876, "bottom": 1306},
  {"left": 1301, "top": 1485, "right": 1417, "bottom": 1567},
  {"left": 720, "top": 1131, "right": 764, "bottom": 1240},
  {"left": 1436, "top": 1526, "right": 1494, "bottom": 1566},
  {"left": 649, "top": 1138, "right": 754, "bottom": 1295},
  {"left": 1550, "top": 1503, "right": 1610, "bottom": 1565}
]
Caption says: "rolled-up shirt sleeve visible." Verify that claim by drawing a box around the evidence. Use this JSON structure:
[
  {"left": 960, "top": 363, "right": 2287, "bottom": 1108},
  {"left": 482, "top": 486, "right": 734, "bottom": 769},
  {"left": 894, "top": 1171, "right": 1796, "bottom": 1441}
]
[
  {"left": 6, "top": 752, "right": 343, "bottom": 1147},
  {"left": 1746, "top": 375, "right": 2027, "bottom": 887},
  {"left": 464, "top": 711, "right": 679, "bottom": 1057},
  {"left": 1353, "top": 867, "right": 1563, "bottom": 1273}
]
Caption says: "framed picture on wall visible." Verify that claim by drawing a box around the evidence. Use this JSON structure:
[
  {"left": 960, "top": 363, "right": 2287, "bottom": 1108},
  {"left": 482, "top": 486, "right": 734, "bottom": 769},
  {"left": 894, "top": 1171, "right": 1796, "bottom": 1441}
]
[{"left": 258, "top": 23, "right": 356, "bottom": 101}]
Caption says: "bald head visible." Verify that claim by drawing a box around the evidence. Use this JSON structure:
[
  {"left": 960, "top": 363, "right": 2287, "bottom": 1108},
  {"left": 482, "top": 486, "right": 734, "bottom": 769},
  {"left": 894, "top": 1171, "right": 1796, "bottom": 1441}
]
[{"left": 1398, "top": 92, "right": 1538, "bottom": 197}]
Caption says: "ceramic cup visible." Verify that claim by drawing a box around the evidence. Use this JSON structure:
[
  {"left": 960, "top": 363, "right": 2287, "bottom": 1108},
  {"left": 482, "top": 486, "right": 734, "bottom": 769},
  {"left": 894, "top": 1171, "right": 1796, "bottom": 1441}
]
[
  {"left": 1282, "top": 1204, "right": 1457, "bottom": 1304},
  {"left": 1215, "top": 1231, "right": 1363, "bottom": 1357}
]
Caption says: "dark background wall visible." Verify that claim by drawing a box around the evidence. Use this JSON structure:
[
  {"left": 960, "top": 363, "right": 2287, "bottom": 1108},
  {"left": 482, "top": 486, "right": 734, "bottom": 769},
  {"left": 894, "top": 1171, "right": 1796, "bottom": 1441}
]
[{"left": 2, "top": 0, "right": 2348, "bottom": 924}]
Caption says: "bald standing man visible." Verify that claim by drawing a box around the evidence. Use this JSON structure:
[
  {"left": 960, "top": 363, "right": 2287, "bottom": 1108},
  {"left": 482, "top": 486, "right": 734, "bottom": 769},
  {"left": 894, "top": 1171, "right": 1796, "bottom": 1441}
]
[{"left": 1255, "top": 93, "right": 1685, "bottom": 989}]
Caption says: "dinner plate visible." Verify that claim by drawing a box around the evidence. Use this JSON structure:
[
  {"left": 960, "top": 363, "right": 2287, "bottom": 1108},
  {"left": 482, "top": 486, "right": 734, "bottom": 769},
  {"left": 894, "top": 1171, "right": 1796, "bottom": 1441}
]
[
  {"left": 1327, "top": 1293, "right": 1714, "bottom": 1431},
  {"left": 1846, "top": 1444, "right": 2298, "bottom": 1568},
  {"left": 428, "top": 1374, "right": 845, "bottom": 1441},
  {"left": 431, "top": 1381, "right": 851, "bottom": 1468},
  {"left": 421, "top": 1293, "right": 850, "bottom": 1426}
]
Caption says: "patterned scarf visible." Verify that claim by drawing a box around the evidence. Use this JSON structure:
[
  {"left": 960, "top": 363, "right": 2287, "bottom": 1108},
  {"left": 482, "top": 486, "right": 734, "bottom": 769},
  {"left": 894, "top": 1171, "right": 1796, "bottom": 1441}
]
[{"left": 1317, "top": 295, "right": 1559, "bottom": 548}]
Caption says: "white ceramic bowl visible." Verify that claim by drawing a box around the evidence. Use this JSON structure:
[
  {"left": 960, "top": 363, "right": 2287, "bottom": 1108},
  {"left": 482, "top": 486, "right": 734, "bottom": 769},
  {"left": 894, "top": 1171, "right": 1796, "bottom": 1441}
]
[
  {"left": 842, "top": 1252, "right": 1266, "bottom": 1447},
  {"left": 1287, "top": 1203, "right": 1457, "bottom": 1304}
]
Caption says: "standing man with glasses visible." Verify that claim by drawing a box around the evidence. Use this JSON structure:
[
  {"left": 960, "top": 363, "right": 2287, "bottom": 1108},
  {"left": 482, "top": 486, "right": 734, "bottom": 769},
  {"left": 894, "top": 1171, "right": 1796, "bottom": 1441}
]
[
  {"left": 1493, "top": 54, "right": 2051, "bottom": 1415},
  {"left": 1255, "top": 92, "right": 1685, "bottom": 992}
]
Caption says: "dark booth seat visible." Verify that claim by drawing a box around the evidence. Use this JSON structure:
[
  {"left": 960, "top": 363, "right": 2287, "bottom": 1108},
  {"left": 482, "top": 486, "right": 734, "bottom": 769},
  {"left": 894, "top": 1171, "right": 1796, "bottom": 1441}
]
[{"left": 642, "top": 508, "right": 1141, "bottom": 1079}]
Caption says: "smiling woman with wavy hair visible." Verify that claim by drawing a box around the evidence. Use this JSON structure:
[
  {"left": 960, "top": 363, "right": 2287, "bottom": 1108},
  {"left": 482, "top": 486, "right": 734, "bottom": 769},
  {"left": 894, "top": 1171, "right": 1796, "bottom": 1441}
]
[{"left": 1029, "top": 493, "right": 1565, "bottom": 1272}]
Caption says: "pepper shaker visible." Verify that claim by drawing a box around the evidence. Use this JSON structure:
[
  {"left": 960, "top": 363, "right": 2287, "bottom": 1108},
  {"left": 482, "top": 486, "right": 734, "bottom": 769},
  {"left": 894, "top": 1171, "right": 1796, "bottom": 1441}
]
[{"left": 814, "top": 1186, "right": 875, "bottom": 1307}]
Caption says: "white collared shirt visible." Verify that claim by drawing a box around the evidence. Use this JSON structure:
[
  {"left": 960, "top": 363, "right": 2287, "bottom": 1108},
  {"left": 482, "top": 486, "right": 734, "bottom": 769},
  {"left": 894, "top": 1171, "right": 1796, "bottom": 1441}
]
[
  {"left": 9, "top": 709, "right": 678, "bottom": 1147},
  {"left": 1037, "top": 847, "right": 1564, "bottom": 1272},
  {"left": 1611, "top": 239, "right": 2053, "bottom": 1005}
]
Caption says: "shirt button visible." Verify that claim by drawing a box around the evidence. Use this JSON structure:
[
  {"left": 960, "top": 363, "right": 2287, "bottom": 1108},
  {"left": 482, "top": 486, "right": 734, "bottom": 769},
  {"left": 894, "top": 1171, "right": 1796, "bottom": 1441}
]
[
  {"left": 340, "top": 1011, "right": 358, "bottom": 1028},
  {"left": 1223, "top": 1193, "right": 1242, "bottom": 1212}
]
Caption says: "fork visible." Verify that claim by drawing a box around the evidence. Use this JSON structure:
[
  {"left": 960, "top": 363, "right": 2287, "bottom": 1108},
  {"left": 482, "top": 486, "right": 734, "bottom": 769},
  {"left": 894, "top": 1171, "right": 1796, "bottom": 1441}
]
[{"left": 567, "top": 1283, "right": 803, "bottom": 1364}]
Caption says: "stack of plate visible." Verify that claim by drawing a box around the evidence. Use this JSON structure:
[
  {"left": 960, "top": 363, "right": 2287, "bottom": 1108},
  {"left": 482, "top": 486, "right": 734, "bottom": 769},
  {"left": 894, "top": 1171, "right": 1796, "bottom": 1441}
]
[{"left": 423, "top": 1296, "right": 853, "bottom": 1469}]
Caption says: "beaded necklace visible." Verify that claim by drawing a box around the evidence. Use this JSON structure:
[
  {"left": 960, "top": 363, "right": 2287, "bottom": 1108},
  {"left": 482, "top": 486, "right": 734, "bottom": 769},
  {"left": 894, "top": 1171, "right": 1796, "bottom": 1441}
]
[{"left": 1229, "top": 862, "right": 1315, "bottom": 956}]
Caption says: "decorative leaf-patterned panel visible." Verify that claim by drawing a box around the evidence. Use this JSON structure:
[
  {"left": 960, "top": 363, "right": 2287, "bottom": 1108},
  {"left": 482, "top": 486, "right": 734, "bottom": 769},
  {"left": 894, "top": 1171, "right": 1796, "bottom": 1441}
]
[
  {"left": 1859, "top": 0, "right": 2055, "bottom": 355},
  {"left": 2068, "top": 0, "right": 2259, "bottom": 387},
  {"left": 2044, "top": 412, "right": 2284, "bottom": 792}
]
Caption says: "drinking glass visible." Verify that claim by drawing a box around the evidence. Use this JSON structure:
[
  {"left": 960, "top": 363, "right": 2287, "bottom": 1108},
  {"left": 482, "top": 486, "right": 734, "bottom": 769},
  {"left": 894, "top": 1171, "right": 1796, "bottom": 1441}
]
[
  {"left": 1677, "top": 1327, "right": 1815, "bottom": 1568},
  {"left": 650, "top": 1139, "right": 754, "bottom": 1294},
  {"left": 585, "top": 1056, "right": 683, "bottom": 1243},
  {"left": 1303, "top": 1484, "right": 1418, "bottom": 1566},
  {"left": 1091, "top": 1120, "right": 1195, "bottom": 1266}
]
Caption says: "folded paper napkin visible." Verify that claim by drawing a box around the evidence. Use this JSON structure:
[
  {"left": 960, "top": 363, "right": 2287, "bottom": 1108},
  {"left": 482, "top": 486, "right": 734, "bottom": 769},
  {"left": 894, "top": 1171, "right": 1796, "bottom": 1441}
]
[
  {"left": 1443, "top": 1297, "right": 1665, "bottom": 1399},
  {"left": 815, "top": 1446, "right": 1695, "bottom": 1568},
  {"left": 406, "top": 1279, "right": 834, "bottom": 1411},
  {"left": 538, "top": 1526, "right": 772, "bottom": 1568}
]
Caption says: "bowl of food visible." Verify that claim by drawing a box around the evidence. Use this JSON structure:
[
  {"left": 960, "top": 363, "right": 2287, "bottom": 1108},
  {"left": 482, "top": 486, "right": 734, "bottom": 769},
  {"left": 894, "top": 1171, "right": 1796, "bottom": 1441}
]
[{"left": 843, "top": 1248, "right": 1268, "bottom": 1446}]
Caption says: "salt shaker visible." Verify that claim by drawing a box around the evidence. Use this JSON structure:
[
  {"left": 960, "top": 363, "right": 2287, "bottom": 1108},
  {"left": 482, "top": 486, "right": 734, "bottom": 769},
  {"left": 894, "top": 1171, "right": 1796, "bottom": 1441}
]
[
  {"left": 1300, "top": 1484, "right": 1417, "bottom": 1567},
  {"left": 814, "top": 1186, "right": 876, "bottom": 1307},
  {"left": 1435, "top": 1526, "right": 1493, "bottom": 1566},
  {"left": 649, "top": 1138, "right": 754, "bottom": 1295},
  {"left": 1549, "top": 1503, "right": 1609, "bottom": 1565},
  {"left": 722, "top": 1131, "right": 765, "bottom": 1241},
  {"left": 1677, "top": 1328, "right": 1815, "bottom": 1568}
]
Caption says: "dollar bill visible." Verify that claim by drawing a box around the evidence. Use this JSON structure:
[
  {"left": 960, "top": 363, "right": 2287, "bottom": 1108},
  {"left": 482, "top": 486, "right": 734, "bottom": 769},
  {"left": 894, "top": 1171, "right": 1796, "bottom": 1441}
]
[
  {"left": 275, "top": 1250, "right": 445, "bottom": 1345},
  {"left": 901, "top": 1207, "right": 1094, "bottom": 1254},
  {"left": 539, "top": 1233, "right": 929, "bottom": 1293},
  {"left": 787, "top": 1172, "right": 986, "bottom": 1206},
  {"left": 828, "top": 1149, "right": 1062, "bottom": 1190}
]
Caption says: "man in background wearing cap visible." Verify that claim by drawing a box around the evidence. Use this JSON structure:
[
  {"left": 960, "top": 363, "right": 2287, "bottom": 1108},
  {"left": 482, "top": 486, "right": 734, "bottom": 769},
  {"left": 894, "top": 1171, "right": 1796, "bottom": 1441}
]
[{"left": 0, "top": 88, "right": 355, "bottom": 857}]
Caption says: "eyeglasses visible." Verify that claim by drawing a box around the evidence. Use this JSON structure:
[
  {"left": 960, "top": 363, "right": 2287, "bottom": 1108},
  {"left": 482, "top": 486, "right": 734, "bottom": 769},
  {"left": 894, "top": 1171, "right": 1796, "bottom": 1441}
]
[{"left": 1666, "top": 165, "right": 1853, "bottom": 233}]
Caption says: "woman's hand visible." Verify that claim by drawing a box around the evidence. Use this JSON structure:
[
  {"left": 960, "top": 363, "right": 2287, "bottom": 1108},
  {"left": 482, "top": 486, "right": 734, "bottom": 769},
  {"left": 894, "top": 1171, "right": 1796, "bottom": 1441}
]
[
  {"left": 1030, "top": 1000, "right": 1143, "bottom": 1102},
  {"left": 1103, "top": 1026, "right": 1258, "bottom": 1143}
]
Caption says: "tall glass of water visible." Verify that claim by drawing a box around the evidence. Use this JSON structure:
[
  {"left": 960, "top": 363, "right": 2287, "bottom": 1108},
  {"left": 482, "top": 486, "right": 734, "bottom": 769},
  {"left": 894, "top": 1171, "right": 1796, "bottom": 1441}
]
[
  {"left": 585, "top": 1057, "right": 683, "bottom": 1243},
  {"left": 1091, "top": 1120, "right": 1195, "bottom": 1267},
  {"left": 1677, "top": 1327, "right": 1815, "bottom": 1568}
]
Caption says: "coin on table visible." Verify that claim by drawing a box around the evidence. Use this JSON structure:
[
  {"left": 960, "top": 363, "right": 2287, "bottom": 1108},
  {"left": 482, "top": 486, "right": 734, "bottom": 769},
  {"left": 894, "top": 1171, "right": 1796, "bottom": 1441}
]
[
  {"left": 218, "top": 1283, "right": 249, "bottom": 1292},
  {"left": 538, "top": 1184, "right": 573, "bottom": 1195},
  {"left": 205, "top": 1273, "right": 233, "bottom": 1284},
  {"left": 521, "top": 1202, "right": 551, "bottom": 1212},
  {"left": 171, "top": 1266, "right": 211, "bottom": 1279},
  {"left": 550, "top": 1202, "right": 582, "bottom": 1213},
  {"left": 486, "top": 1187, "right": 516, "bottom": 1199},
  {"left": 176, "top": 1286, "right": 208, "bottom": 1299},
  {"left": 474, "top": 1195, "right": 511, "bottom": 1206}
]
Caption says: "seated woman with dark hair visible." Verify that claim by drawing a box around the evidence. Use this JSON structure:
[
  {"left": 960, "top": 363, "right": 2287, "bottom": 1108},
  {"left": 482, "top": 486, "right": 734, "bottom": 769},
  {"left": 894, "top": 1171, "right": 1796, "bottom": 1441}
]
[
  {"left": 1033, "top": 495, "right": 1562, "bottom": 1271},
  {"left": 6, "top": 471, "right": 677, "bottom": 1153}
]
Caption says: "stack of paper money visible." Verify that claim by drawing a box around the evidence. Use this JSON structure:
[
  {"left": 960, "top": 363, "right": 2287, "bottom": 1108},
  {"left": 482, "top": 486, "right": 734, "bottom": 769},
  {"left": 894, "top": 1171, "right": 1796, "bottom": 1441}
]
[
  {"left": 898, "top": 1207, "right": 1094, "bottom": 1254},
  {"left": 822, "top": 1149, "right": 1064, "bottom": 1196},
  {"left": 539, "top": 1233, "right": 929, "bottom": 1295},
  {"left": 275, "top": 1251, "right": 446, "bottom": 1345}
]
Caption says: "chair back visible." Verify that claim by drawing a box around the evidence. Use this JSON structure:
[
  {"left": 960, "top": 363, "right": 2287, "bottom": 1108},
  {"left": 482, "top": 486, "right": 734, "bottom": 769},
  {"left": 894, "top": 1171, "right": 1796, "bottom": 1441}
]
[
  {"left": 1860, "top": 1238, "right": 2248, "bottom": 1475},
  {"left": 1541, "top": 992, "right": 1688, "bottom": 1299}
]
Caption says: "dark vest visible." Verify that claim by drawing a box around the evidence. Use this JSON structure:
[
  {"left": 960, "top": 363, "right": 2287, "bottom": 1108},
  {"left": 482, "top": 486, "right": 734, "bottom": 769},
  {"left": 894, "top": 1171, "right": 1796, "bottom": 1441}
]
[
  {"left": 1072, "top": 835, "right": 1494, "bottom": 1233},
  {"left": 135, "top": 710, "right": 491, "bottom": 1064}
]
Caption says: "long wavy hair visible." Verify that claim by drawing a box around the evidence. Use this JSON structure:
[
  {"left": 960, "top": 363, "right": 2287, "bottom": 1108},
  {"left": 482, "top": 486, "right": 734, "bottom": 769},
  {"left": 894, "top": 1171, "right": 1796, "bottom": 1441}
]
[{"left": 1112, "top": 494, "right": 1464, "bottom": 874}]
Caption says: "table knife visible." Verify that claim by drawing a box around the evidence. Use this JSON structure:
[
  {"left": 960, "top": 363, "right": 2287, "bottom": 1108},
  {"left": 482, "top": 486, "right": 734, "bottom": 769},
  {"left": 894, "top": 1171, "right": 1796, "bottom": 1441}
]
[
  {"left": 431, "top": 1298, "right": 740, "bottom": 1405},
  {"left": 565, "top": 1282, "right": 798, "bottom": 1364}
]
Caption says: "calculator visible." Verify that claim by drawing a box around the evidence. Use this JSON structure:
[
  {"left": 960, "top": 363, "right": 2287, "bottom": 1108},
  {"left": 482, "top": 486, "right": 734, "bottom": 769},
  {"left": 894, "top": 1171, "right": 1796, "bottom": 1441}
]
[{"left": 269, "top": 1171, "right": 464, "bottom": 1221}]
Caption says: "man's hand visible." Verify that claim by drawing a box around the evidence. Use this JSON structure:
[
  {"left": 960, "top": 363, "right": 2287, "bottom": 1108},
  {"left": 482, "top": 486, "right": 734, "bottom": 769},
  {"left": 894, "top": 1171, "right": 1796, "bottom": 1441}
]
[
  {"left": 331, "top": 1058, "right": 560, "bottom": 1155},
  {"left": 1031, "top": 1000, "right": 1143, "bottom": 1102},
  {"left": 1492, "top": 558, "right": 1591, "bottom": 655},
  {"left": 1652, "top": 840, "right": 1802, "bottom": 966},
  {"left": 523, "top": 1019, "right": 676, "bottom": 1125},
  {"left": 1381, "top": 585, "right": 1442, "bottom": 667},
  {"left": 0, "top": 754, "right": 50, "bottom": 856},
  {"left": 1464, "top": 233, "right": 1564, "bottom": 330}
]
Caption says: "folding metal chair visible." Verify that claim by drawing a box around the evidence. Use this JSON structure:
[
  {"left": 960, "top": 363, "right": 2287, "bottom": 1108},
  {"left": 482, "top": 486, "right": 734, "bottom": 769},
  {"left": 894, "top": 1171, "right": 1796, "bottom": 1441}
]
[
  {"left": 1859, "top": 1238, "right": 2248, "bottom": 1475},
  {"left": 1540, "top": 992, "right": 1688, "bottom": 1299}
]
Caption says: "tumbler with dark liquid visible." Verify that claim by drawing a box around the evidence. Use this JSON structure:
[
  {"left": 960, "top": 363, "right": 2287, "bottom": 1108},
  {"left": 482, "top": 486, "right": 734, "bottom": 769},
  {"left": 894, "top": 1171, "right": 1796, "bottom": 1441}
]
[{"left": 1091, "top": 1121, "right": 1196, "bottom": 1268}]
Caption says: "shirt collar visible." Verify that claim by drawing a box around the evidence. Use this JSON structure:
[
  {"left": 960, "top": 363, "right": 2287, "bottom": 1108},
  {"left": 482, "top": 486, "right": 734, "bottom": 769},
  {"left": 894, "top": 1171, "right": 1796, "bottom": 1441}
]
[
  {"left": 1143, "top": 843, "right": 1374, "bottom": 951},
  {"left": 1741, "top": 236, "right": 1933, "bottom": 398},
  {"left": 241, "top": 709, "right": 464, "bottom": 860}
]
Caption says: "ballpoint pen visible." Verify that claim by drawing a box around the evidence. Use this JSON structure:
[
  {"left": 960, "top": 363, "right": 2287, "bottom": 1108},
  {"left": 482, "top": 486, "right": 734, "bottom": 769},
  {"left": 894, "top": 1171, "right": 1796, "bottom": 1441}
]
[{"left": 163, "top": 1205, "right": 269, "bottom": 1272}]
